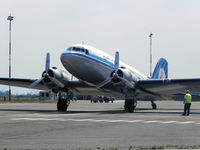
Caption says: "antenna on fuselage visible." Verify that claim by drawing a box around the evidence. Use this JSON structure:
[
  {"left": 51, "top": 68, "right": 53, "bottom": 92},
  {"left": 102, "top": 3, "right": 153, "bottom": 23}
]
[{"left": 82, "top": 41, "right": 84, "bottom": 45}]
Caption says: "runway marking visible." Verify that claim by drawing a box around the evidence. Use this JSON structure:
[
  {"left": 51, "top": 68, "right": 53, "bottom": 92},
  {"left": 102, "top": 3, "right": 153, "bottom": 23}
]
[
  {"left": 11, "top": 118, "right": 200, "bottom": 125},
  {"left": 176, "top": 121, "right": 196, "bottom": 124},
  {"left": 125, "top": 120, "right": 144, "bottom": 123},
  {"left": 13, "top": 113, "right": 86, "bottom": 117},
  {"left": 143, "top": 120, "right": 160, "bottom": 123},
  {"left": 159, "top": 121, "right": 178, "bottom": 124}
]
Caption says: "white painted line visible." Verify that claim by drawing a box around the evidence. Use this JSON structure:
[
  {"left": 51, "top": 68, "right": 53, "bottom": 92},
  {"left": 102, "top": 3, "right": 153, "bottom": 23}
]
[
  {"left": 126, "top": 120, "right": 144, "bottom": 123},
  {"left": 104, "top": 120, "right": 127, "bottom": 123},
  {"left": 11, "top": 118, "right": 200, "bottom": 126},
  {"left": 176, "top": 121, "right": 196, "bottom": 124},
  {"left": 160, "top": 121, "right": 178, "bottom": 124},
  {"left": 143, "top": 121, "right": 160, "bottom": 123}
]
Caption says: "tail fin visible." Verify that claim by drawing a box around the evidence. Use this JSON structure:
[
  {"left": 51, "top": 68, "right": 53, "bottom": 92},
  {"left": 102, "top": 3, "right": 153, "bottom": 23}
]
[{"left": 151, "top": 58, "right": 168, "bottom": 79}]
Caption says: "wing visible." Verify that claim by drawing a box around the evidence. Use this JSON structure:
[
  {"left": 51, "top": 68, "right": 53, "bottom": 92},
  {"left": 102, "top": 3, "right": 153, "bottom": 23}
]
[
  {"left": 0, "top": 78, "right": 49, "bottom": 90},
  {"left": 136, "top": 78, "right": 200, "bottom": 99},
  {"left": 2, "top": 77, "right": 199, "bottom": 101},
  {"left": 0, "top": 77, "right": 124, "bottom": 98}
]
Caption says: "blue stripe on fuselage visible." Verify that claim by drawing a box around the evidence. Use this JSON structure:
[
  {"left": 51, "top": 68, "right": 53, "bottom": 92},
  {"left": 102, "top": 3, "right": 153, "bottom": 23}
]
[
  {"left": 61, "top": 51, "right": 114, "bottom": 69},
  {"left": 61, "top": 51, "right": 145, "bottom": 80}
]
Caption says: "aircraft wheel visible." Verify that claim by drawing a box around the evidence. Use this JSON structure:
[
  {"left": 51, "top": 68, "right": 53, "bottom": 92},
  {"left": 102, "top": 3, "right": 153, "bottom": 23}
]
[
  {"left": 57, "top": 98, "right": 69, "bottom": 112},
  {"left": 151, "top": 101, "right": 157, "bottom": 109},
  {"left": 124, "top": 99, "right": 136, "bottom": 113}
]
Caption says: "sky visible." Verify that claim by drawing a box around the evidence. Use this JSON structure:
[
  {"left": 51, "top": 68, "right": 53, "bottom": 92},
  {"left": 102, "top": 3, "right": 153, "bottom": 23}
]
[{"left": 0, "top": 0, "right": 200, "bottom": 94}]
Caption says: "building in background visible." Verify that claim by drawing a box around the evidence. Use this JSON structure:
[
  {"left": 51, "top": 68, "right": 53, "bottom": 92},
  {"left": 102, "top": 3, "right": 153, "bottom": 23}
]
[{"left": 39, "top": 91, "right": 57, "bottom": 100}]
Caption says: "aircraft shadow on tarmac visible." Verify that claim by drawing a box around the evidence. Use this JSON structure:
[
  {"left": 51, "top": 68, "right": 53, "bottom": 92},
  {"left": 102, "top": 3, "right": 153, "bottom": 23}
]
[
  {"left": 0, "top": 108, "right": 200, "bottom": 115},
  {"left": 0, "top": 108, "right": 125, "bottom": 114}
]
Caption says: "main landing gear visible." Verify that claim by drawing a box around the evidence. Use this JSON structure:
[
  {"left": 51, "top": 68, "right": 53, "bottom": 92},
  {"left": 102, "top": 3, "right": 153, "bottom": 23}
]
[
  {"left": 151, "top": 100, "right": 157, "bottom": 109},
  {"left": 124, "top": 97, "right": 137, "bottom": 113},
  {"left": 124, "top": 96, "right": 157, "bottom": 113},
  {"left": 57, "top": 93, "right": 70, "bottom": 112}
]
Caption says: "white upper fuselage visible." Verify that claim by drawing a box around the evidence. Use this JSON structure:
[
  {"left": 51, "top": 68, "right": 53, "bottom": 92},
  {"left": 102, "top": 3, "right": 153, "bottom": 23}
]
[{"left": 60, "top": 44, "right": 148, "bottom": 86}]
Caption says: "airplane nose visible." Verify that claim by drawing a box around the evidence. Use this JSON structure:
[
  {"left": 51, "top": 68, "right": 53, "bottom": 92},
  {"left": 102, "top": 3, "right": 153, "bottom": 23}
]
[
  {"left": 60, "top": 52, "right": 65, "bottom": 60},
  {"left": 61, "top": 51, "right": 71, "bottom": 58},
  {"left": 60, "top": 52, "right": 69, "bottom": 63},
  {"left": 60, "top": 51, "right": 76, "bottom": 66}
]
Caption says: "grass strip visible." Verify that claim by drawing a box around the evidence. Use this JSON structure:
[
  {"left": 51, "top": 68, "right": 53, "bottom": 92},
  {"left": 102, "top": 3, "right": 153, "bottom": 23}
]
[{"left": 0, "top": 98, "right": 57, "bottom": 103}]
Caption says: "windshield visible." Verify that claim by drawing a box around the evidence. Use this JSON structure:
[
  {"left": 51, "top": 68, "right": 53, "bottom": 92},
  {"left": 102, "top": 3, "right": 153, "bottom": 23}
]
[{"left": 67, "top": 47, "right": 89, "bottom": 54}]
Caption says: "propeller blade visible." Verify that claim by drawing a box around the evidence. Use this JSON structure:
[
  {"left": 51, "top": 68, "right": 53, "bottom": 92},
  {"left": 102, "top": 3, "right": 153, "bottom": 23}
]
[
  {"left": 118, "top": 76, "right": 135, "bottom": 88},
  {"left": 71, "top": 75, "right": 74, "bottom": 81},
  {"left": 45, "top": 53, "right": 50, "bottom": 72},
  {"left": 97, "top": 51, "right": 120, "bottom": 89},
  {"left": 97, "top": 77, "right": 112, "bottom": 89},
  {"left": 49, "top": 77, "right": 65, "bottom": 88},
  {"left": 29, "top": 53, "right": 51, "bottom": 89},
  {"left": 28, "top": 77, "right": 44, "bottom": 88},
  {"left": 114, "top": 51, "right": 119, "bottom": 73}
]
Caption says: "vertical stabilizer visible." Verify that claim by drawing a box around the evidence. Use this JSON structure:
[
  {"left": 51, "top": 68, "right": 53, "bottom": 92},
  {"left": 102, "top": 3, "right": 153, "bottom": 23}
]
[{"left": 151, "top": 58, "right": 168, "bottom": 79}]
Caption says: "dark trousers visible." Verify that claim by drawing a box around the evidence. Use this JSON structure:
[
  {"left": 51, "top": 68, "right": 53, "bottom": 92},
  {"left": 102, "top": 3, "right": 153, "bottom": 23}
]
[{"left": 183, "top": 103, "right": 191, "bottom": 115}]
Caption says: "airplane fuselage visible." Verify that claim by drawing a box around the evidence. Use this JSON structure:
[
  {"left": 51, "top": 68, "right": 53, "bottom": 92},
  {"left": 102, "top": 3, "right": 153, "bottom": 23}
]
[{"left": 61, "top": 44, "right": 148, "bottom": 87}]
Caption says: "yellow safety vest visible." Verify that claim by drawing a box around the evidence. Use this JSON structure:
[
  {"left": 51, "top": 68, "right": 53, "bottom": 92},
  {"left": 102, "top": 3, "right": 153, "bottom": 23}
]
[{"left": 185, "top": 93, "right": 192, "bottom": 104}]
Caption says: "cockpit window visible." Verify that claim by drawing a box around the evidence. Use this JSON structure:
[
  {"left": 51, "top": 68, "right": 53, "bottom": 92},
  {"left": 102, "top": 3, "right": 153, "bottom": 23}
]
[
  {"left": 67, "top": 47, "right": 89, "bottom": 54},
  {"left": 67, "top": 47, "right": 73, "bottom": 51},
  {"left": 73, "top": 47, "right": 81, "bottom": 51},
  {"left": 80, "top": 48, "right": 85, "bottom": 52}
]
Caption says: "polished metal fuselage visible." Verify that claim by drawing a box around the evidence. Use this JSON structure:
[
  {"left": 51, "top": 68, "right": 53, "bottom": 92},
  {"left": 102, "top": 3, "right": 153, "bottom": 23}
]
[{"left": 61, "top": 51, "right": 113, "bottom": 85}]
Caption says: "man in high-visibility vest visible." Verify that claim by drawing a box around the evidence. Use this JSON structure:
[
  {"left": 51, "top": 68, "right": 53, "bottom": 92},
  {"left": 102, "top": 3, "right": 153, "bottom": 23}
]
[{"left": 182, "top": 90, "right": 192, "bottom": 116}]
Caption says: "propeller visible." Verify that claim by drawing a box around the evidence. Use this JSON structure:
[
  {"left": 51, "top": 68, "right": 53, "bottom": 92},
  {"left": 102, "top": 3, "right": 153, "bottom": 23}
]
[
  {"left": 45, "top": 53, "right": 50, "bottom": 72},
  {"left": 48, "top": 76, "right": 64, "bottom": 88},
  {"left": 97, "top": 52, "right": 119, "bottom": 89},
  {"left": 28, "top": 53, "right": 50, "bottom": 88},
  {"left": 28, "top": 77, "right": 44, "bottom": 88},
  {"left": 114, "top": 52, "right": 119, "bottom": 73},
  {"left": 29, "top": 52, "right": 66, "bottom": 89},
  {"left": 97, "top": 51, "right": 135, "bottom": 89},
  {"left": 97, "top": 77, "right": 112, "bottom": 89}
]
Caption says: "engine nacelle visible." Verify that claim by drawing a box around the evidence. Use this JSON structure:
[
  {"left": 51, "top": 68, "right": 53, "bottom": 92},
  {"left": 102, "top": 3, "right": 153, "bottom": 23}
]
[
  {"left": 111, "top": 67, "right": 136, "bottom": 83},
  {"left": 117, "top": 68, "right": 134, "bottom": 81},
  {"left": 42, "top": 67, "right": 70, "bottom": 87}
]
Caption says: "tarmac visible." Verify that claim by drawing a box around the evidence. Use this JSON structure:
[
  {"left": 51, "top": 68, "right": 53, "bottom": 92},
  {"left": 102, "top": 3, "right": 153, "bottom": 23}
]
[{"left": 0, "top": 100, "right": 200, "bottom": 149}]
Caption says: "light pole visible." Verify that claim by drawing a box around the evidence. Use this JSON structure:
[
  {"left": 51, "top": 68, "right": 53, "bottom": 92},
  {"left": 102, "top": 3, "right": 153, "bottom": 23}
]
[
  {"left": 149, "top": 33, "right": 153, "bottom": 77},
  {"left": 7, "top": 15, "right": 14, "bottom": 101}
]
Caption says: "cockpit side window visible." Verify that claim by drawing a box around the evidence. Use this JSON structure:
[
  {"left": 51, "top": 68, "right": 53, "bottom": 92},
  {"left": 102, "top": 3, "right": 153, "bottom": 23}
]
[
  {"left": 85, "top": 49, "right": 89, "bottom": 55},
  {"left": 67, "top": 47, "right": 73, "bottom": 51},
  {"left": 80, "top": 48, "right": 85, "bottom": 52}
]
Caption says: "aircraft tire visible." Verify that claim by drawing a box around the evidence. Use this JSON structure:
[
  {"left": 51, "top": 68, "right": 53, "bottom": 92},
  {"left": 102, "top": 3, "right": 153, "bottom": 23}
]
[
  {"left": 57, "top": 98, "right": 69, "bottom": 112},
  {"left": 124, "top": 100, "right": 136, "bottom": 113},
  {"left": 151, "top": 101, "right": 157, "bottom": 109},
  {"left": 152, "top": 103, "right": 157, "bottom": 109}
]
